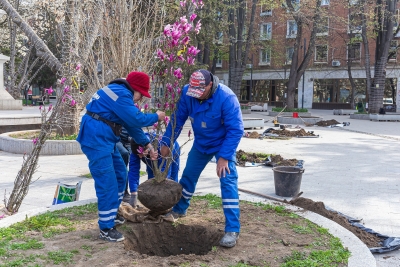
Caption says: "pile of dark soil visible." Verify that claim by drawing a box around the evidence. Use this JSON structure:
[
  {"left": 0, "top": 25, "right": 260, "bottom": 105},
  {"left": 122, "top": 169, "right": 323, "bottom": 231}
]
[
  {"left": 315, "top": 119, "right": 340, "bottom": 127},
  {"left": 289, "top": 197, "right": 382, "bottom": 247},
  {"left": 269, "top": 128, "right": 316, "bottom": 137},
  {"left": 236, "top": 150, "right": 298, "bottom": 167},
  {"left": 248, "top": 131, "right": 260, "bottom": 138}
]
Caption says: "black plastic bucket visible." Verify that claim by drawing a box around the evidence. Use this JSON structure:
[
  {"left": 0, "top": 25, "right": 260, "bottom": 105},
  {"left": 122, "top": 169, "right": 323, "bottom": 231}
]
[{"left": 272, "top": 166, "right": 304, "bottom": 197}]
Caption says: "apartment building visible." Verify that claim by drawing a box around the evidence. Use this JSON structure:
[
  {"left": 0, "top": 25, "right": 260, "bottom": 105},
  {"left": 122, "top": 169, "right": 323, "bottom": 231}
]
[{"left": 214, "top": 0, "right": 400, "bottom": 111}]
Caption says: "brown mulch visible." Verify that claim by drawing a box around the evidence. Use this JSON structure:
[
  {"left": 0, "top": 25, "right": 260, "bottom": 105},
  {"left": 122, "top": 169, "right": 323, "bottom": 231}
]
[
  {"left": 315, "top": 119, "right": 341, "bottom": 127},
  {"left": 288, "top": 197, "right": 383, "bottom": 248}
]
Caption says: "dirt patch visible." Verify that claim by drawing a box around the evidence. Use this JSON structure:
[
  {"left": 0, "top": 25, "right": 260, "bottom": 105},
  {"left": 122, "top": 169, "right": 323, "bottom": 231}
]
[
  {"left": 315, "top": 119, "right": 341, "bottom": 127},
  {"left": 247, "top": 131, "right": 260, "bottom": 139},
  {"left": 236, "top": 150, "right": 298, "bottom": 167},
  {"left": 268, "top": 128, "right": 316, "bottom": 137},
  {"left": 289, "top": 197, "right": 382, "bottom": 247},
  {"left": 2, "top": 200, "right": 349, "bottom": 267}
]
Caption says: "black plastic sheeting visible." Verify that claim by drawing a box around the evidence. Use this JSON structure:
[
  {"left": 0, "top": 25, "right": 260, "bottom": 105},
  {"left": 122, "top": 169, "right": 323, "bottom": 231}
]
[{"left": 325, "top": 206, "right": 400, "bottom": 253}]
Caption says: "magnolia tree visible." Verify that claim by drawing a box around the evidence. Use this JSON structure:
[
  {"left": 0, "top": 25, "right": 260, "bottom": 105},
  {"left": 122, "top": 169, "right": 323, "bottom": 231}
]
[
  {"left": 5, "top": 64, "right": 81, "bottom": 213},
  {"left": 137, "top": 0, "right": 202, "bottom": 212}
]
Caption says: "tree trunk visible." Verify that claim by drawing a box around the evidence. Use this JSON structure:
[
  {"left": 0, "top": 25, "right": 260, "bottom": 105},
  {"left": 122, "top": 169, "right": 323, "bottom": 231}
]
[
  {"left": 285, "top": 0, "right": 322, "bottom": 109},
  {"left": 369, "top": 0, "right": 396, "bottom": 113},
  {"left": 360, "top": 0, "right": 372, "bottom": 106}
]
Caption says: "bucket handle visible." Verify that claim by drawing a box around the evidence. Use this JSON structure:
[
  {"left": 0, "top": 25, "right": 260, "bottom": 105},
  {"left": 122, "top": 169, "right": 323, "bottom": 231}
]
[{"left": 299, "top": 168, "right": 305, "bottom": 173}]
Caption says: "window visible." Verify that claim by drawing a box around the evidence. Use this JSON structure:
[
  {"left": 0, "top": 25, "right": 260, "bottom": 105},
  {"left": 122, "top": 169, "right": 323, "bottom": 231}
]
[
  {"left": 260, "top": 5, "right": 272, "bottom": 16},
  {"left": 286, "top": 47, "right": 294, "bottom": 64},
  {"left": 321, "top": 0, "right": 330, "bottom": 5},
  {"left": 348, "top": 13, "right": 362, "bottom": 33},
  {"left": 283, "top": 0, "right": 300, "bottom": 11},
  {"left": 315, "top": 45, "right": 328, "bottom": 62},
  {"left": 287, "top": 20, "right": 297, "bottom": 38},
  {"left": 347, "top": 43, "right": 361, "bottom": 61},
  {"left": 216, "top": 58, "right": 222, "bottom": 67},
  {"left": 215, "top": 32, "right": 223, "bottom": 44},
  {"left": 349, "top": 0, "right": 359, "bottom": 5},
  {"left": 260, "top": 23, "right": 272, "bottom": 40},
  {"left": 316, "top": 17, "right": 329, "bottom": 36},
  {"left": 389, "top": 40, "right": 398, "bottom": 61},
  {"left": 259, "top": 48, "right": 271, "bottom": 65},
  {"left": 394, "top": 9, "right": 400, "bottom": 37}
]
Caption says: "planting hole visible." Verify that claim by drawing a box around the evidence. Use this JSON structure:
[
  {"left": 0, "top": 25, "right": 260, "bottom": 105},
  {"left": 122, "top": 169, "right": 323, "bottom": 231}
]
[{"left": 124, "top": 222, "right": 223, "bottom": 257}]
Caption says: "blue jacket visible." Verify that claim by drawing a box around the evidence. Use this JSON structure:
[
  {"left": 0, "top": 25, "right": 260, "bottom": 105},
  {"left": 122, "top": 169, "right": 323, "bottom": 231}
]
[
  {"left": 77, "top": 83, "right": 158, "bottom": 152},
  {"left": 163, "top": 83, "right": 243, "bottom": 161}
]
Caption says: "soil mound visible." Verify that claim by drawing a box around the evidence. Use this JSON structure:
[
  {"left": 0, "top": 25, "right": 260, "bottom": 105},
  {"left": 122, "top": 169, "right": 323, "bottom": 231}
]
[
  {"left": 289, "top": 197, "right": 382, "bottom": 247},
  {"left": 315, "top": 119, "right": 340, "bottom": 127},
  {"left": 236, "top": 150, "right": 298, "bottom": 167},
  {"left": 269, "top": 128, "right": 316, "bottom": 137},
  {"left": 248, "top": 131, "right": 260, "bottom": 138}
]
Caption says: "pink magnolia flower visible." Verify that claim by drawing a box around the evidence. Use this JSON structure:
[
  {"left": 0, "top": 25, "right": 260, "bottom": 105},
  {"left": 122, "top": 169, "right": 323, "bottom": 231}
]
[
  {"left": 166, "top": 83, "right": 173, "bottom": 92},
  {"left": 180, "top": 0, "right": 186, "bottom": 7},
  {"left": 163, "top": 24, "right": 172, "bottom": 36},
  {"left": 187, "top": 56, "right": 195, "bottom": 65},
  {"left": 153, "top": 122, "right": 158, "bottom": 129},
  {"left": 171, "top": 29, "right": 182, "bottom": 40},
  {"left": 180, "top": 16, "right": 188, "bottom": 25},
  {"left": 188, "top": 46, "right": 200, "bottom": 56},
  {"left": 76, "top": 63, "right": 81, "bottom": 71},
  {"left": 170, "top": 103, "right": 175, "bottom": 109},
  {"left": 39, "top": 105, "right": 43, "bottom": 110},
  {"left": 164, "top": 103, "right": 170, "bottom": 109},
  {"left": 46, "top": 86, "right": 54, "bottom": 95},
  {"left": 48, "top": 104, "right": 53, "bottom": 111},
  {"left": 173, "top": 68, "right": 183, "bottom": 79},
  {"left": 157, "top": 103, "right": 161, "bottom": 108},
  {"left": 137, "top": 146, "right": 144, "bottom": 154},
  {"left": 171, "top": 92, "right": 175, "bottom": 100},
  {"left": 64, "top": 86, "right": 70, "bottom": 93},
  {"left": 190, "top": 13, "right": 197, "bottom": 22},
  {"left": 164, "top": 116, "right": 170, "bottom": 125},
  {"left": 195, "top": 20, "right": 202, "bottom": 34},
  {"left": 199, "top": 0, "right": 204, "bottom": 7},
  {"left": 181, "top": 36, "right": 190, "bottom": 45},
  {"left": 168, "top": 54, "right": 175, "bottom": 62},
  {"left": 60, "top": 77, "right": 67, "bottom": 84},
  {"left": 177, "top": 55, "right": 185, "bottom": 62},
  {"left": 32, "top": 137, "right": 38, "bottom": 145},
  {"left": 182, "top": 23, "right": 193, "bottom": 33},
  {"left": 71, "top": 99, "right": 76, "bottom": 106},
  {"left": 144, "top": 103, "right": 149, "bottom": 110},
  {"left": 157, "top": 49, "right": 165, "bottom": 61},
  {"left": 177, "top": 88, "right": 182, "bottom": 94},
  {"left": 188, "top": 129, "right": 192, "bottom": 138}
]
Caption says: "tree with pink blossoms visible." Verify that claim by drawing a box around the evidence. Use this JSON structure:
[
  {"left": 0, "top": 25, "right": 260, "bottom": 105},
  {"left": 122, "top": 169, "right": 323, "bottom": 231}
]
[{"left": 137, "top": 0, "right": 203, "bottom": 212}]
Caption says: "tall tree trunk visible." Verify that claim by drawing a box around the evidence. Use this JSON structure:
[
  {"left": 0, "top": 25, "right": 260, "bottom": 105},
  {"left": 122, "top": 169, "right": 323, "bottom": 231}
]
[
  {"left": 360, "top": 0, "right": 372, "bottom": 106},
  {"left": 286, "top": 0, "right": 322, "bottom": 109},
  {"left": 369, "top": 0, "right": 396, "bottom": 113},
  {"left": 227, "top": 0, "right": 257, "bottom": 97},
  {"left": 57, "top": 0, "right": 79, "bottom": 136},
  {"left": 7, "top": 0, "right": 19, "bottom": 99}
]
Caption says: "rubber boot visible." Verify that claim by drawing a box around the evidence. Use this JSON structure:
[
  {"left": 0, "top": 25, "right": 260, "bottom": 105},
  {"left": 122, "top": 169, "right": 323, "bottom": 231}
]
[{"left": 219, "top": 232, "right": 239, "bottom": 248}]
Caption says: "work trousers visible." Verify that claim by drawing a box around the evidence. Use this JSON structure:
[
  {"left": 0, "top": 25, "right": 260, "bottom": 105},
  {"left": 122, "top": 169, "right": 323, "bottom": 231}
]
[
  {"left": 172, "top": 147, "right": 240, "bottom": 233},
  {"left": 81, "top": 145, "right": 126, "bottom": 230}
]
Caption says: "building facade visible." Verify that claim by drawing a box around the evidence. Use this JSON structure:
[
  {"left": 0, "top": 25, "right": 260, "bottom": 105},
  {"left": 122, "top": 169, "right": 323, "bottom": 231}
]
[{"left": 214, "top": 0, "right": 400, "bottom": 112}]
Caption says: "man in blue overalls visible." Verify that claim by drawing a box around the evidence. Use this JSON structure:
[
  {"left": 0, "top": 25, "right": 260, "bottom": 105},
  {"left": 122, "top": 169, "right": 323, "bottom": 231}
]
[
  {"left": 77, "top": 71, "right": 165, "bottom": 242},
  {"left": 161, "top": 69, "right": 244, "bottom": 248}
]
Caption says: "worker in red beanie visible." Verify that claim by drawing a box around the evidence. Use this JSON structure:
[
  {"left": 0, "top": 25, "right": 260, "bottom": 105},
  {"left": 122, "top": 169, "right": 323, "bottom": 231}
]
[{"left": 77, "top": 71, "right": 165, "bottom": 243}]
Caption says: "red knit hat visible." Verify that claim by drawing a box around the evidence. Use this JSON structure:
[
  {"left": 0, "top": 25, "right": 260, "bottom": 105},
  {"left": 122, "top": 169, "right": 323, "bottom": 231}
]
[{"left": 126, "top": 71, "right": 151, "bottom": 98}]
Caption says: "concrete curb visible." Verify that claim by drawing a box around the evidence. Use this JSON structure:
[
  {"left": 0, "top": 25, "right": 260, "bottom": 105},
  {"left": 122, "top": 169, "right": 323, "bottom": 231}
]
[
  {"left": 0, "top": 196, "right": 375, "bottom": 266},
  {"left": 0, "top": 130, "right": 83, "bottom": 155}
]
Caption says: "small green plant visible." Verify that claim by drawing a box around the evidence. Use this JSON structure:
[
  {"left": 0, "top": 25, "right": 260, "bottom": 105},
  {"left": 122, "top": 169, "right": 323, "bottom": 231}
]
[
  {"left": 81, "top": 245, "right": 92, "bottom": 251},
  {"left": 47, "top": 250, "right": 75, "bottom": 265},
  {"left": 291, "top": 224, "right": 313, "bottom": 234},
  {"left": 240, "top": 154, "right": 247, "bottom": 161},
  {"left": 10, "top": 239, "right": 44, "bottom": 250},
  {"left": 192, "top": 194, "right": 222, "bottom": 209},
  {"left": 80, "top": 173, "right": 92, "bottom": 178},
  {"left": 272, "top": 107, "right": 308, "bottom": 112},
  {"left": 211, "top": 246, "right": 218, "bottom": 252},
  {"left": 140, "top": 170, "right": 147, "bottom": 176}
]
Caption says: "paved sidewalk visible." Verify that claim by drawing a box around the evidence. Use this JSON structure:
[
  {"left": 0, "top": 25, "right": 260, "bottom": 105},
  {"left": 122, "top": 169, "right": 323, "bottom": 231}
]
[{"left": 1, "top": 107, "right": 399, "bottom": 266}]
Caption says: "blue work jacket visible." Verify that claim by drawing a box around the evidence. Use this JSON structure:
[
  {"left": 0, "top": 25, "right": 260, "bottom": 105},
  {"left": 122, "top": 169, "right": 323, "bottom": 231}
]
[
  {"left": 163, "top": 83, "right": 243, "bottom": 161},
  {"left": 77, "top": 83, "right": 158, "bottom": 152}
]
